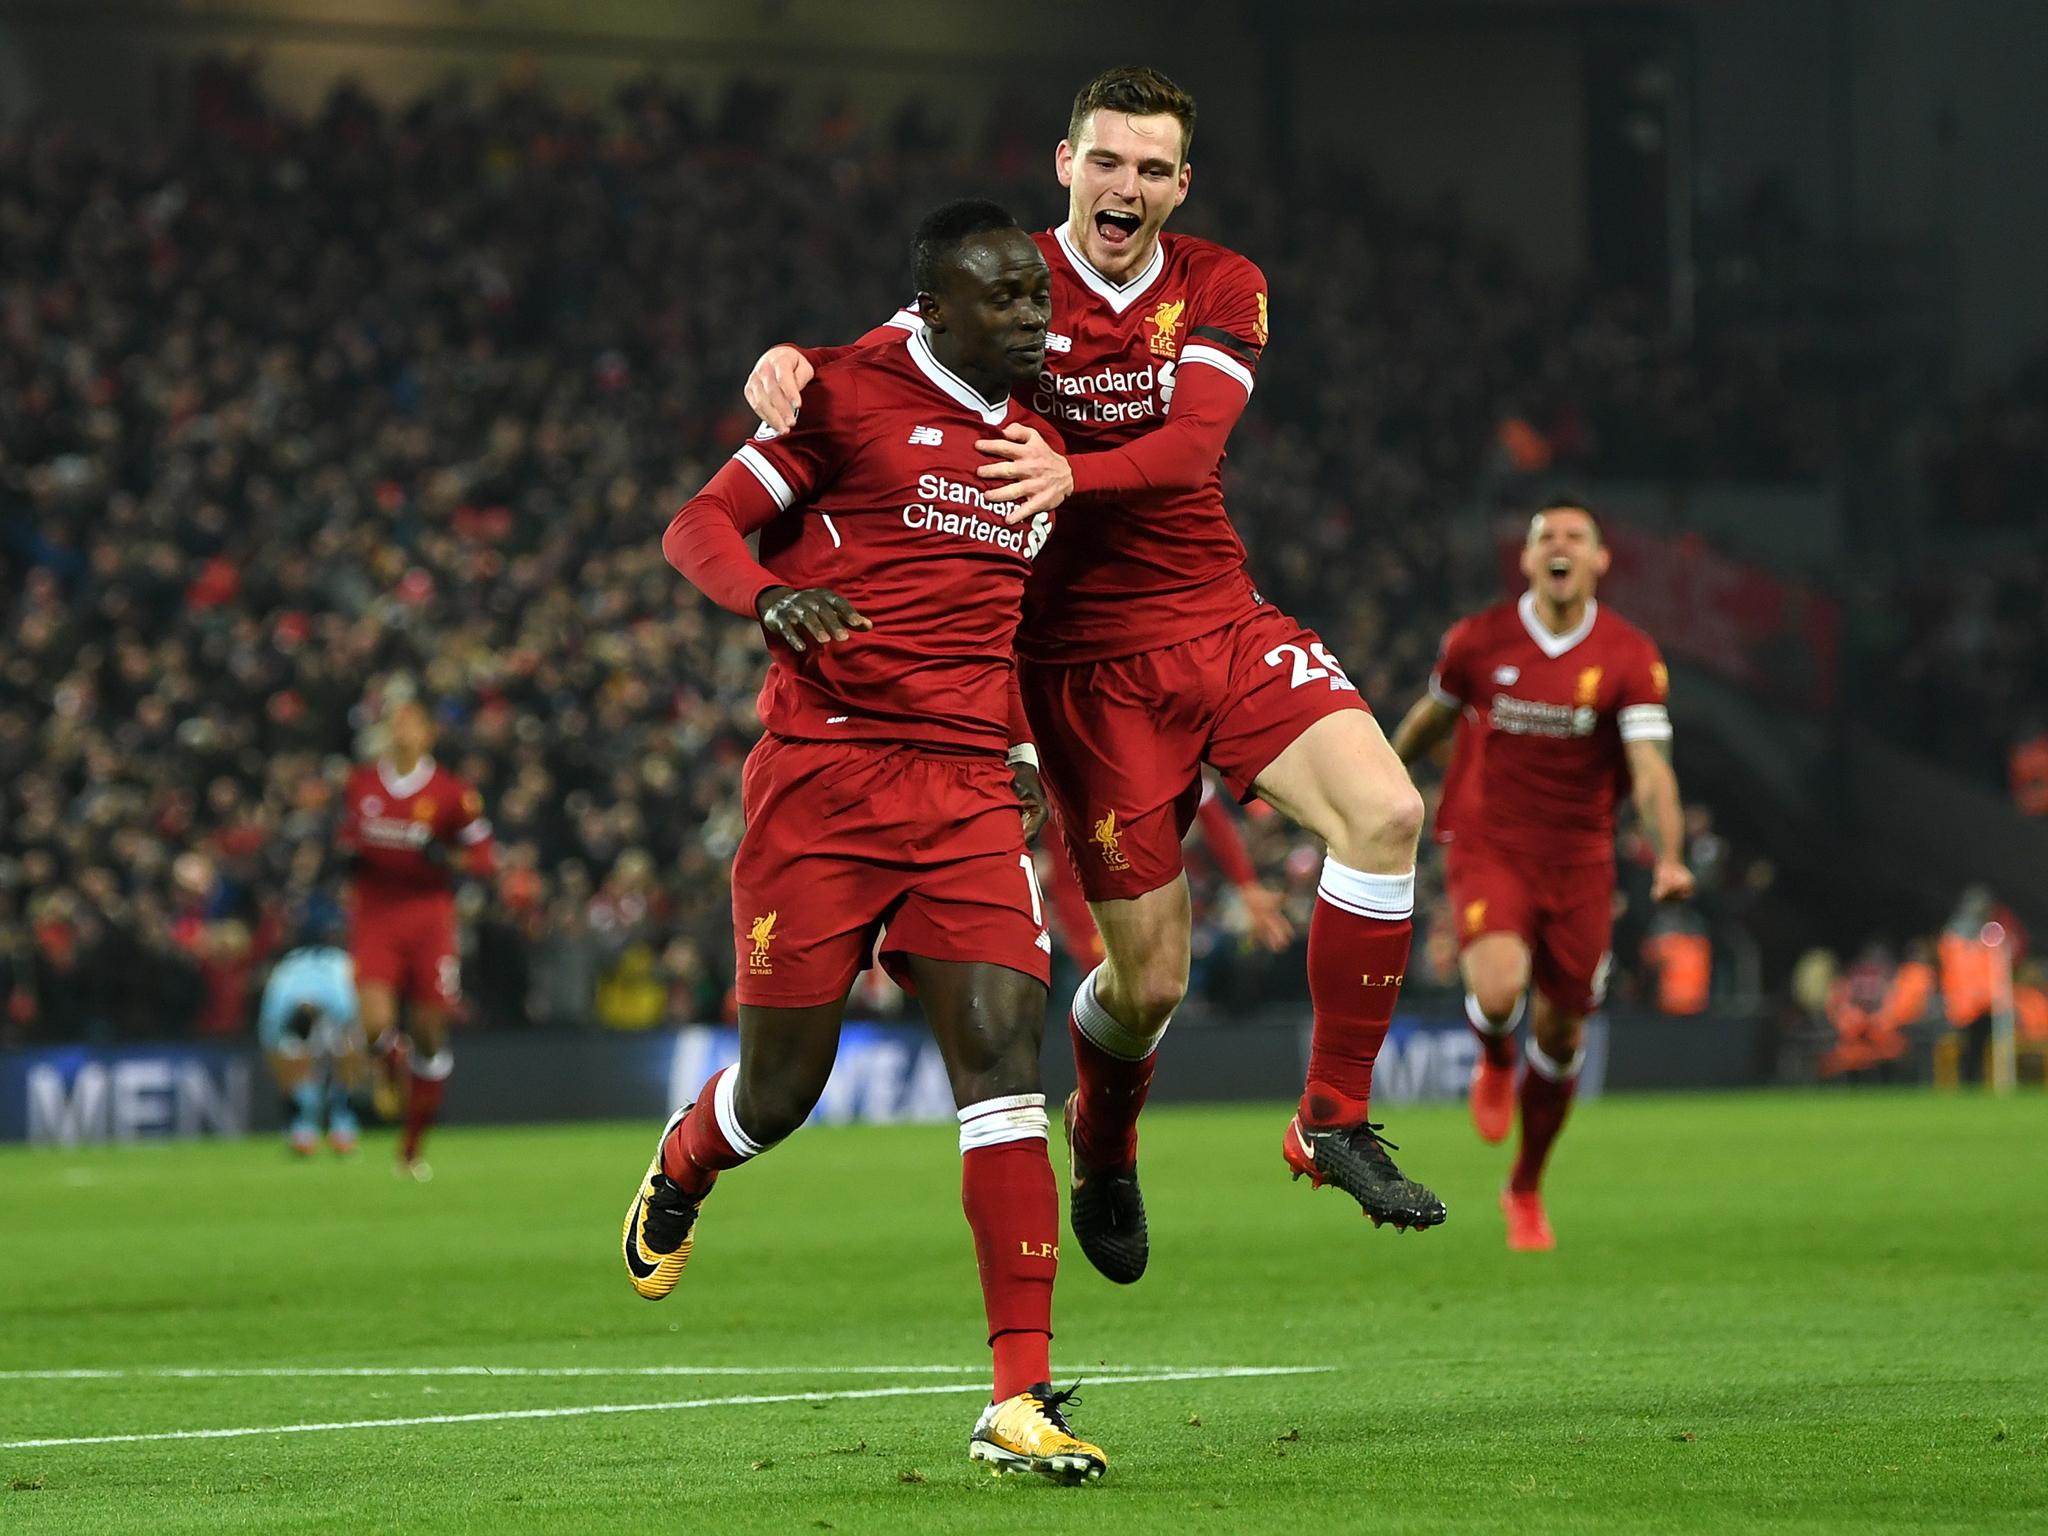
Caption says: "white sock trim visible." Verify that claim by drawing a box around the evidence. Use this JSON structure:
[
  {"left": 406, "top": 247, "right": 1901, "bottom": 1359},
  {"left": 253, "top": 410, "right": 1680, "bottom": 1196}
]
[
  {"left": 1071, "top": 965, "right": 1168, "bottom": 1061},
  {"left": 1317, "top": 858, "right": 1414, "bottom": 920},
  {"left": 1524, "top": 1038, "right": 1584, "bottom": 1082},
  {"left": 1464, "top": 991, "right": 1526, "bottom": 1036},
  {"left": 409, "top": 1047, "right": 454, "bottom": 1081},
  {"left": 712, "top": 1067, "right": 766, "bottom": 1157},
  {"left": 957, "top": 1093, "right": 1048, "bottom": 1153}
]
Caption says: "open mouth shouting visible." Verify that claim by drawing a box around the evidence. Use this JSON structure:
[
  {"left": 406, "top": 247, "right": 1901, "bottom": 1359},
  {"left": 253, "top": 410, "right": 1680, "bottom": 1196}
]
[{"left": 1093, "top": 208, "right": 1143, "bottom": 248}]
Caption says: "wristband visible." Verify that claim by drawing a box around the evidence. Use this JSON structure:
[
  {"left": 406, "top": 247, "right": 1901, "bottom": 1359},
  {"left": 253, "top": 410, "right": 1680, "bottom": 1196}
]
[{"left": 1005, "top": 743, "right": 1039, "bottom": 770}]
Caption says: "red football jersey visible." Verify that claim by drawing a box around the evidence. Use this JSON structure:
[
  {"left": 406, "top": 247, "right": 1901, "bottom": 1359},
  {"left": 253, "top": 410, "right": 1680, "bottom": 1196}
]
[
  {"left": 1430, "top": 595, "right": 1672, "bottom": 866},
  {"left": 673, "top": 331, "right": 1062, "bottom": 754},
  {"left": 339, "top": 757, "right": 492, "bottom": 897},
  {"left": 862, "top": 226, "right": 1268, "bottom": 663}
]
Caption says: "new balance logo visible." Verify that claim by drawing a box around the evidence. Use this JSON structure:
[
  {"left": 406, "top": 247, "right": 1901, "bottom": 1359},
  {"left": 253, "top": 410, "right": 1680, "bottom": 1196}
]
[
  {"left": 908, "top": 425, "right": 945, "bottom": 446},
  {"left": 1046, "top": 333, "right": 1073, "bottom": 354}
]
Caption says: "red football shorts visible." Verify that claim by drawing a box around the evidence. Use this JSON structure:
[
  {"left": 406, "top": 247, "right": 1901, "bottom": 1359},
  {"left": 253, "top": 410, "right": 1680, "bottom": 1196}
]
[
  {"left": 1021, "top": 602, "right": 1368, "bottom": 902},
  {"left": 1444, "top": 840, "right": 1614, "bottom": 1016},
  {"left": 350, "top": 889, "right": 460, "bottom": 1010},
  {"left": 730, "top": 735, "right": 1052, "bottom": 1008}
]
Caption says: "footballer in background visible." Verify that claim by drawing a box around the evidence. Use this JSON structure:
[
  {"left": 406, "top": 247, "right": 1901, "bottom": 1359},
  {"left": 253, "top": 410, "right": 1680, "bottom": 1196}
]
[
  {"left": 337, "top": 697, "right": 495, "bottom": 1180},
  {"left": 257, "top": 905, "right": 363, "bottom": 1157},
  {"left": 1392, "top": 499, "right": 1693, "bottom": 1250}
]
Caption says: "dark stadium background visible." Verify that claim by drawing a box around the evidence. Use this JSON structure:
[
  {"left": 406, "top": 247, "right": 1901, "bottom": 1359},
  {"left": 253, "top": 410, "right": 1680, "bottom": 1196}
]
[{"left": 3, "top": 0, "right": 2045, "bottom": 1135}]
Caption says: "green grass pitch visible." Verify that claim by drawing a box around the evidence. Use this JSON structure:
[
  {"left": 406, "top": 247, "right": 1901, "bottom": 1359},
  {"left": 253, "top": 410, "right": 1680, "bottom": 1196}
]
[{"left": 3, "top": 1091, "right": 2045, "bottom": 1533}]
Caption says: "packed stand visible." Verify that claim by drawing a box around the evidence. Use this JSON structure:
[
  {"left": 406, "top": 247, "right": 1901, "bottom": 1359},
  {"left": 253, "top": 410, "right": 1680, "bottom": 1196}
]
[
  {"left": 1787, "top": 885, "right": 2048, "bottom": 1087},
  {"left": 1, "top": 63, "right": 1780, "bottom": 1042}
]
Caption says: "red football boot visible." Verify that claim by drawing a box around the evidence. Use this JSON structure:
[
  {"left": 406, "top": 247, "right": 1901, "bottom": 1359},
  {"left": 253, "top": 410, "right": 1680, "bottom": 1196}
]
[
  {"left": 1501, "top": 1188, "right": 1555, "bottom": 1252},
  {"left": 1469, "top": 1051, "right": 1516, "bottom": 1145}
]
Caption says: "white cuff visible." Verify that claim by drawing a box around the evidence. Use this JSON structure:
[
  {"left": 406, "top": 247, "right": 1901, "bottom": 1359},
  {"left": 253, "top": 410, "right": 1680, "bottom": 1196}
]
[
  {"left": 958, "top": 1093, "right": 1048, "bottom": 1153},
  {"left": 1072, "top": 966, "right": 1168, "bottom": 1060},
  {"left": 1525, "top": 1038, "right": 1585, "bottom": 1082},
  {"left": 1465, "top": 991, "right": 1525, "bottom": 1036},
  {"left": 713, "top": 1066, "right": 767, "bottom": 1156},
  {"left": 1317, "top": 858, "right": 1415, "bottom": 920},
  {"left": 1005, "top": 743, "right": 1039, "bottom": 769}
]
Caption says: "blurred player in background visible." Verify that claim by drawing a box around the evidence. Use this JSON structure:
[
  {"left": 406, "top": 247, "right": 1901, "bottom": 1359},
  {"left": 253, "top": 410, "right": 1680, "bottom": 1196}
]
[
  {"left": 1039, "top": 774, "right": 1294, "bottom": 966},
  {"left": 337, "top": 698, "right": 495, "bottom": 1181},
  {"left": 746, "top": 67, "right": 1443, "bottom": 1288},
  {"left": 1391, "top": 500, "right": 1693, "bottom": 1250},
  {"left": 257, "top": 913, "right": 363, "bottom": 1156},
  {"left": 625, "top": 202, "right": 1105, "bottom": 1482}
]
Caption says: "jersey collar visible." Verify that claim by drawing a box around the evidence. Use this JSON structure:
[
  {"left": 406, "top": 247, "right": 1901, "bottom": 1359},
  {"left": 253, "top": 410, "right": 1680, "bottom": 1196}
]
[
  {"left": 1518, "top": 592, "right": 1598, "bottom": 658},
  {"left": 1053, "top": 223, "right": 1166, "bottom": 313},
  {"left": 378, "top": 755, "right": 436, "bottom": 800},
  {"left": 906, "top": 327, "right": 1012, "bottom": 425}
]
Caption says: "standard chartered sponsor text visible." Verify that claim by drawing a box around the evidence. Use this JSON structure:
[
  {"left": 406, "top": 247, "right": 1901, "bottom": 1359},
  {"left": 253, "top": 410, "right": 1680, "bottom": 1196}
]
[
  {"left": 1035, "top": 362, "right": 1161, "bottom": 424},
  {"left": 902, "top": 501, "right": 1028, "bottom": 552},
  {"left": 1489, "top": 693, "right": 1598, "bottom": 738}
]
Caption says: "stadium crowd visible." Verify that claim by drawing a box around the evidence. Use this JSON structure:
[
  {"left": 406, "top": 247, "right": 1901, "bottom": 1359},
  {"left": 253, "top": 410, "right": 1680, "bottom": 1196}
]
[{"left": 2, "top": 61, "right": 1806, "bottom": 1044}]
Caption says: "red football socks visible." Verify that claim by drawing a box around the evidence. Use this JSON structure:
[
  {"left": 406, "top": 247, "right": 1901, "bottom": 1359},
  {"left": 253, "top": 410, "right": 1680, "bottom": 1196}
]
[
  {"left": 399, "top": 1048, "right": 451, "bottom": 1163},
  {"left": 958, "top": 1098, "right": 1057, "bottom": 1402},
  {"left": 1510, "top": 1040, "right": 1582, "bottom": 1194},
  {"left": 1300, "top": 860, "right": 1415, "bottom": 1128},
  {"left": 1067, "top": 971, "right": 1161, "bottom": 1173},
  {"left": 660, "top": 1066, "right": 765, "bottom": 1197}
]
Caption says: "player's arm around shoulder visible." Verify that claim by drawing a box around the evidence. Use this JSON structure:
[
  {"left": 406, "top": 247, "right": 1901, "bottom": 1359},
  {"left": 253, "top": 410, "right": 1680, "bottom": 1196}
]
[{"left": 743, "top": 313, "right": 905, "bottom": 435}]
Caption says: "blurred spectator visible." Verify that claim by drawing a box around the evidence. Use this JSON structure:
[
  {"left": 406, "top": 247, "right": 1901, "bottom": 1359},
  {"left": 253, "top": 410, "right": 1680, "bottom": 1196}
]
[
  {"left": 595, "top": 943, "right": 669, "bottom": 1031},
  {"left": 2008, "top": 720, "right": 2048, "bottom": 816}
]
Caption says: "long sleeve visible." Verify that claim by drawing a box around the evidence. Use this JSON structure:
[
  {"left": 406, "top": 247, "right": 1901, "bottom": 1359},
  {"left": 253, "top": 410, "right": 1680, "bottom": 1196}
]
[
  {"left": 1066, "top": 361, "right": 1251, "bottom": 498},
  {"left": 661, "top": 454, "right": 791, "bottom": 619}
]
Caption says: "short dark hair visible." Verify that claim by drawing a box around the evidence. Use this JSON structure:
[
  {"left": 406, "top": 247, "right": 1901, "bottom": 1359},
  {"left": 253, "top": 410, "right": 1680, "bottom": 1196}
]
[
  {"left": 1530, "top": 495, "right": 1602, "bottom": 544},
  {"left": 911, "top": 199, "right": 1021, "bottom": 296},
  {"left": 1068, "top": 65, "right": 1197, "bottom": 163}
]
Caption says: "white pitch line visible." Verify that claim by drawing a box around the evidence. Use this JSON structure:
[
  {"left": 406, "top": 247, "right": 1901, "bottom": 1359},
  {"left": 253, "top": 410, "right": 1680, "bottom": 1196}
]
[
  {"left": 0, "top": 1362, "right": 1237, "bottom": 1382},
  {"left": 0, "top": 1366, "right": 1329, "bottom": 1450}
]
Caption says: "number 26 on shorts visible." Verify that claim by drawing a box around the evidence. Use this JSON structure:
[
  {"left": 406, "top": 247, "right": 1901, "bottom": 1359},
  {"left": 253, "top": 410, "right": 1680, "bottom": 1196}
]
[{"left": 1264, "top": 640, "right": 1355, "bottom": 692}]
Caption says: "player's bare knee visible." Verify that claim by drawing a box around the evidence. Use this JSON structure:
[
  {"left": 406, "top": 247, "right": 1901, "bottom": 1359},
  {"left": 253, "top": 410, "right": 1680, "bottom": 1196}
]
[
  {"left": 1327, "top": 780, "right": 1425, "bottom": 872},
  {"left": 1372, "top": 781, "right": 1427, "bottom": 859},
  {"left": 953, "top": 1035, "right": 1042, "bottom": 1107},
  {"left": 734, "top": 1076, "right": 822, "bottom": 1147},
  {"left": 1124, "top": 958, "right": 1188, "bottom": 1030},
  {"left": 1473, "top": 980, "right": 1525, "bottom": 1026}
]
